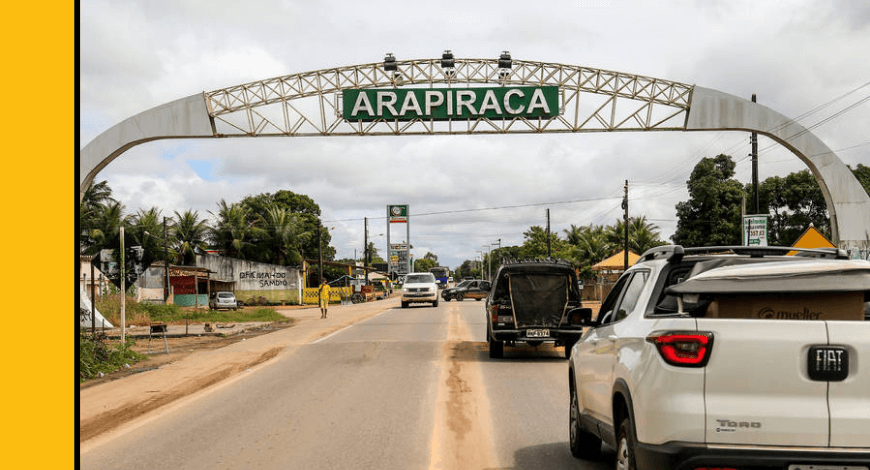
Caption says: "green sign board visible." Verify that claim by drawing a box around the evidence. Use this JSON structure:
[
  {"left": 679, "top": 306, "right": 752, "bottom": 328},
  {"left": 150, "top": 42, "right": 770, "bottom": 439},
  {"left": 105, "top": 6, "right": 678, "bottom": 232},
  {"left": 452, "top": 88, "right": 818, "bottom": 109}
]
[
  {"left": 343, "top": 86, "right": 559, "bottom": 121},
  {"left": 388, "top": 204, "right": 408, "bottom": 223},
  {"left": 743, "top": 215, "right": 769, "bottom": 246}
]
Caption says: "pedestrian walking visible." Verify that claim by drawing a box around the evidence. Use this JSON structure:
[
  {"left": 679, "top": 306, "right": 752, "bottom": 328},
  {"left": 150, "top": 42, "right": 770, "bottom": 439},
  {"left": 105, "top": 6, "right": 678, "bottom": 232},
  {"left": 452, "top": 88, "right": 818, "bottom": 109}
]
[{"left": 319, "top": 279, "right": 331, "bottom": 319}]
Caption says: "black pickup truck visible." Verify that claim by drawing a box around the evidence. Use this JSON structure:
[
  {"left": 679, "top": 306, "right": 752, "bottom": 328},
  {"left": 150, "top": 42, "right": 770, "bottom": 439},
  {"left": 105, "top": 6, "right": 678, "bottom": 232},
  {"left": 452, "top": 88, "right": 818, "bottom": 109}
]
[{"left": 485, "top": 259, "right": 586, "bottom": 358}]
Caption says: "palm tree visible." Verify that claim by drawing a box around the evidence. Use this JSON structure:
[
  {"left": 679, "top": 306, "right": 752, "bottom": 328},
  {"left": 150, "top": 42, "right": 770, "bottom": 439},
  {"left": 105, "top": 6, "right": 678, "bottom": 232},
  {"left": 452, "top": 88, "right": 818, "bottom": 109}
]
[
  {"left": 172, "top": 210, "right": 210, "bottom": 265},
  {"left": 210, "top": 199, "right": 253, "bottom": 258},
  {"left": 570, "top": 224, "right": 614, "bottom": 267},
  {"left": 629, "top": 216, "right": 667, "bottom": 254},
  {"left": 129, "top": 207, "right": 167, "bottom": 266},
  {"left": 85, "top": 200, "right": 127, "bottom": 255},
  {"left": 255, "top": 205, "right": 304, "bottom": 266},
  {"left": 605, "top": 216, "right": 666, "bottom": 255},
  {"left": 79, "top": 180, "right": 118, "bottom": 253}
]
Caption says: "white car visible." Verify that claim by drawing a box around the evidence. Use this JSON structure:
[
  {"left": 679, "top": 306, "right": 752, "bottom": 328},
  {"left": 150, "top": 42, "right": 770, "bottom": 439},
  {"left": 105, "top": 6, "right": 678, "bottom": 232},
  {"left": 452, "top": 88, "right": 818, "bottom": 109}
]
[
  {"left": 208, "top": 291, "right": 238, "bottom": 311},
  {"left": 567, "top": 245, "right": 870, "bottom": 469},
  {"left": 401, "top": 272, "right": 439, "bottom": 308}
]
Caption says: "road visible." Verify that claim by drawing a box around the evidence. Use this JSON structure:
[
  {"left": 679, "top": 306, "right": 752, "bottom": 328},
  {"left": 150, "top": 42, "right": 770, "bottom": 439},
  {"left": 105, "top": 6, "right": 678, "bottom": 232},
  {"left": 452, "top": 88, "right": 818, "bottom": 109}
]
[{"left": 80, "top": 300, "right": 613, "bottom": 469}]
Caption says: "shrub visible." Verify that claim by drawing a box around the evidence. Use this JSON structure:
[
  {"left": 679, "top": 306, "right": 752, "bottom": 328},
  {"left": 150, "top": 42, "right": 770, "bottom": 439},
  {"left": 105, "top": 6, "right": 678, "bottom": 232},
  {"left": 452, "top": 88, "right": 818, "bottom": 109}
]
[{"left": 79, "top": 332, "right": 146, "bottom": 382}]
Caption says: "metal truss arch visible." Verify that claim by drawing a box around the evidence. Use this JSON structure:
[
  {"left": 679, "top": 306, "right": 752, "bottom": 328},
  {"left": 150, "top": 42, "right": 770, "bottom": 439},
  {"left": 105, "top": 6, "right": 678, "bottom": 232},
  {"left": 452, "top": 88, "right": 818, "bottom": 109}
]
[
  {"left": 203, "top": 58, "right": 694, "bottom": 137},
  {"left": 80, "top": 58, "right": 870, "bottom": 255}
]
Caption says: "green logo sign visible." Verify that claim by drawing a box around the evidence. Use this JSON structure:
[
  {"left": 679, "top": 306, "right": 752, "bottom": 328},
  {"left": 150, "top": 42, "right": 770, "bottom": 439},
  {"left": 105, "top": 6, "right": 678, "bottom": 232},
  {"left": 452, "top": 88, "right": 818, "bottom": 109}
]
[
  {"left": 388, "top": 204, "right": 408, "bottom": 223},
  {"left": 343, "top": 86, "right": 559, "bottom": 121}
]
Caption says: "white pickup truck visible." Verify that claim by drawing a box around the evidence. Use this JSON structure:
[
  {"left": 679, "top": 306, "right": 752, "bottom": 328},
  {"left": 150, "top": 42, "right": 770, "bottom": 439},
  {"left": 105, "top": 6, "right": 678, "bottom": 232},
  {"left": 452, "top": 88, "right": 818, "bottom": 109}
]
[{"left": 567, "top": 246, "right": 870, "bottom": 470}]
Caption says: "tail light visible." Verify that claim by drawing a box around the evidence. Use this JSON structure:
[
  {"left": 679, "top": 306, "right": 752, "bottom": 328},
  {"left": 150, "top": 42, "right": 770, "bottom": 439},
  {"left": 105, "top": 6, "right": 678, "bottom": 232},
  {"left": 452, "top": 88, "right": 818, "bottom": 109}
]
[
  {"left": 490, "top": 304, "right": 499, "bottom": 323},
  {"left": 646, "top": 331, "right": 713, "bottom": 367}
]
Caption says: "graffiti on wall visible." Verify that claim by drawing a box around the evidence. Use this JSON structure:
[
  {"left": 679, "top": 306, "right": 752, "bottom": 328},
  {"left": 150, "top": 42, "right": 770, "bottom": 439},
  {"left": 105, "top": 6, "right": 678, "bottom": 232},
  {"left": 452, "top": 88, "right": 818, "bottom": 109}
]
[{"left": 239, "top": 271, "right": 292, "bottom": 288}]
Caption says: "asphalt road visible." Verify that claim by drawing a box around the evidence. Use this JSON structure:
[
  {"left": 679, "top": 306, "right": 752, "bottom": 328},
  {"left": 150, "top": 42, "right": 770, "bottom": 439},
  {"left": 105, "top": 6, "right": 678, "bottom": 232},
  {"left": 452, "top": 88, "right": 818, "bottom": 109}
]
[{"left": 80, "top": 300, "right": 613, "bottom": 470}]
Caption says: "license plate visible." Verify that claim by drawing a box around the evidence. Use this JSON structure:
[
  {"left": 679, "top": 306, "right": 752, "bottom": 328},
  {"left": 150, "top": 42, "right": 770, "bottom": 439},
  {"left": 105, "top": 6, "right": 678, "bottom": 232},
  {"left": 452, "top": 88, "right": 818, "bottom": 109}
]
[
  {"left": 789, "top": 466, "right": 868, "bottom": 470},
  {"left": 527, "top": 329, "right": 550, "bottom": 338}
]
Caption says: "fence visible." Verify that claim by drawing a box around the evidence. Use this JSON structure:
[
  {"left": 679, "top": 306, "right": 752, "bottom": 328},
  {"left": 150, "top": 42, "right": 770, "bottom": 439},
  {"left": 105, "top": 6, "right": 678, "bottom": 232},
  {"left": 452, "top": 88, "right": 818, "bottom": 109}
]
[{"left": 302, "top": 287, "right": 353, "bottom": 305}]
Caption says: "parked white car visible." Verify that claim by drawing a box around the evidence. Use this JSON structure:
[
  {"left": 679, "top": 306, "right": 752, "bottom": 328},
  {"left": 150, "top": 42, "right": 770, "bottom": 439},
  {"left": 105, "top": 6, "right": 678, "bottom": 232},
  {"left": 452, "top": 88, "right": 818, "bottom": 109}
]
[
  {"left": 567, "top": 245, "right": 870, "bottom": 469},
  {"left": 208, "top": 291, "right": 238, "bottom": 311},
  {"left": 401, "top": 273, "right": 438, "bottom": 308}
]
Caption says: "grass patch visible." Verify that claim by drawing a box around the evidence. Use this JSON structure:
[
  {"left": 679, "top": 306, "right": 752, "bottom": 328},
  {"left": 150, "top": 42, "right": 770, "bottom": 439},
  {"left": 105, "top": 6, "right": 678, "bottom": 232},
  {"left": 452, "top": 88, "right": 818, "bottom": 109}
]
[
  {"left": 96, "top": 296, "right": 291, "bottom": 325},
  {"left": 79, "top": 333, "right": 146, "bottom": 382}
]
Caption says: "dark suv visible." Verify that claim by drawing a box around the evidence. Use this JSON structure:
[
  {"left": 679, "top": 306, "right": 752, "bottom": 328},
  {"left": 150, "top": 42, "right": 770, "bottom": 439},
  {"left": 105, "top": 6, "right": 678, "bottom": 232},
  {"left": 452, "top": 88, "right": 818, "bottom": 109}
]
[
  {"left": 441, "top": 279, "right": 491, "bottom": 301},
  {"left": 485, "top": 259, "right": 587, "bottom": 358}
]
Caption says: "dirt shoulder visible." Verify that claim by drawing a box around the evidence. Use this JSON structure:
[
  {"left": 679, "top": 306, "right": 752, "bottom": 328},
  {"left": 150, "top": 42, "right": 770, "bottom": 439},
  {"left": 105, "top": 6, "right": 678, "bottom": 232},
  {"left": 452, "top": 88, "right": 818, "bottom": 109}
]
[{"left": 79, "top": 320, "right": 297, "bottom": 390}]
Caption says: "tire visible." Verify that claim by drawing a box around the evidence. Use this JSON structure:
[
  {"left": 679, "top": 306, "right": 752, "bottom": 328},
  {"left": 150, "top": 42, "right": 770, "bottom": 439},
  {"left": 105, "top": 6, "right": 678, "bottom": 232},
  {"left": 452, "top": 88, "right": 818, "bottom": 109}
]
[
  {"left": 432, "top": 300, "right": 439, "bottom": 307},
  {"left": 569, "top": 382, "right": 601, "bottom": 458},
  {"left": 456, "top": 293, "right": 464, "bottom": 301},
  {"left": 445, "top": 295, "right": 452, "bottom": 301},
  {"left": 616, "top": 416, "right": 638, "bottom": 470},
  {"left": 401, "top": 301, "right": 409, "bottom": 308},
  {"left": 475, "top": 297, "right": 482, "bottom": 301},
  {"left": 563, "top": 337, "right": 578, "bottom": 359},
  {"left": 488, "top": 336, "right": 504, "bottom": 358}
]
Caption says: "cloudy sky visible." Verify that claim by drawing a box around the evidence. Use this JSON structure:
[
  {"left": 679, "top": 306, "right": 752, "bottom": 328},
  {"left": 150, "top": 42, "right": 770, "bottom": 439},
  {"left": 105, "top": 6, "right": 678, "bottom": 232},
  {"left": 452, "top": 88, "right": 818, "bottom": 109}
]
[{"left": 80, "top": 0, "right": 870, "bottom": 270}]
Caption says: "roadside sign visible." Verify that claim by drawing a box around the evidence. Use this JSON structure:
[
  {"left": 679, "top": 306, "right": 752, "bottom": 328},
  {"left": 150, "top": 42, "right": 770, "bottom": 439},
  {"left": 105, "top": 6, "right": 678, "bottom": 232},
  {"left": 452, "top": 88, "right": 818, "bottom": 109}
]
[
  {"left": 343, "top": 86, "right": 559, "bottom": 122},
  {"left": 743, "top": 215, "right": 769, "bottom": 246},
  {"left": 388, "top": 205, "right": 408, "bottom": 223}
]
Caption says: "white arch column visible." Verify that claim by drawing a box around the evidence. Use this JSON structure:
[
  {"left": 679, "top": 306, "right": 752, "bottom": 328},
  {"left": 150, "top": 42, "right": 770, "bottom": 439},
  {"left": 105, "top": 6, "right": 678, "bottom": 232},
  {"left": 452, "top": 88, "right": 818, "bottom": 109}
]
[
  {"left": 686, "top": 87, "right": 870, "bottom": 255},
  {"left": 79, "top": 93, "right": 214, "bottom": 199}
]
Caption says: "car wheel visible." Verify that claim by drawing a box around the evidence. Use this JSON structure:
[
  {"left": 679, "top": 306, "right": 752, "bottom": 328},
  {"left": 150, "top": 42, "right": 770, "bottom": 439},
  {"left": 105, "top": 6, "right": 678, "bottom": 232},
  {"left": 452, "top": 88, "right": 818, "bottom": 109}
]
[
  {"left": 616, "top": 416, "right": 638, "bottom": 470},
  {"left": 488, "top": 336, "right": 503, "bottom": 358},
  {"left": 401, "top": 301, "right": 409, "bottom": 308},
  {"left": 456, "top": 293, "right": 464, "bottom": 301},
  {"left": 432, "top": 300, "right": 439, "bottom": 307},
  {"left": 564, "top": 337, "right": 578, "bottom": 359},
  {"left": 569, "top": 382, "right": 601, "bottom": 458},
  {"left": 475, "top": 297, "right": 482, "bottom": 301}
]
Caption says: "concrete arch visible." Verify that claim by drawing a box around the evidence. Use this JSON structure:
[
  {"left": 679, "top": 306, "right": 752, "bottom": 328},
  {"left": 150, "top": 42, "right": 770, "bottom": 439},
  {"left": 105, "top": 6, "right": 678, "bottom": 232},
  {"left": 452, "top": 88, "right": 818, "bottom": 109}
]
[{"left": 79, "top": 59, "right": 870, "bottom": 253}]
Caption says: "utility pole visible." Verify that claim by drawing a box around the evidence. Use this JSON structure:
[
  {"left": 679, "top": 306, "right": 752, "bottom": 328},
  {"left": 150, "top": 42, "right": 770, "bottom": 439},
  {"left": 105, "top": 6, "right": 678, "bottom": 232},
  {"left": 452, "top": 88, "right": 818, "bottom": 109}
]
[
  {"left": 751, "top": 94, "right": 760, "bottom": 214},
  {"left": 623, "top": 180, "right": 629, "bottom": 271},
  {"left": 90, "top": 255, "right": 95, "bottom": 334},
  {"left": 364, "top": 217, "right": 369, "bottom": 284},
  {"left": 120, "top": 226, "right": 126, "bottom": 343},
  {"left": 317, "top": 219, "right": 323, "bottom": 285},
  {"left": 546, "top": 208, "right": 551, "bottom": 258},
  {"left": 163, "top": 217, "right": 169, "bottom": 303}
]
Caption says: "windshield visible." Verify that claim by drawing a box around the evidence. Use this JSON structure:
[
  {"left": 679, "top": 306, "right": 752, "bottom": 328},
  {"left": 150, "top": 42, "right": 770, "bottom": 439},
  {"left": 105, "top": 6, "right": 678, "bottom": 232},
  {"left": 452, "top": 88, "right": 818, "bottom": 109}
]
[
  {"left": 406, "top": 274, "right": 435, "bottom": 283},
  {"left": 217, "top": 292, "right": 234, "bottom": 299},
  {"left": 455, "top": 280, "right": 472, "bottom": 288}
]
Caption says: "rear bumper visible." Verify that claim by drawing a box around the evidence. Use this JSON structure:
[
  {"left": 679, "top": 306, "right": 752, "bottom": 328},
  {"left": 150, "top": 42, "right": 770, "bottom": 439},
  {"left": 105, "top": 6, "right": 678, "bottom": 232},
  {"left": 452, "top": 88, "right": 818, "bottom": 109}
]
[{"left": 636, "top": 441, "right": 870, "bottom": 470}]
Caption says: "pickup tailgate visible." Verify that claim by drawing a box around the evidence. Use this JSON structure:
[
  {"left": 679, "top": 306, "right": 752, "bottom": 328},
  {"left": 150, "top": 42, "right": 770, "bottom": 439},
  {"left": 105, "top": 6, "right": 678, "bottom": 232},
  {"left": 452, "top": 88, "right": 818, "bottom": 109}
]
[
  {"left": 697, "top": 319, "right": 829, "bottom": 446},
  {"left": 827, "top": 321, "right": 870, "bottom": 447}
]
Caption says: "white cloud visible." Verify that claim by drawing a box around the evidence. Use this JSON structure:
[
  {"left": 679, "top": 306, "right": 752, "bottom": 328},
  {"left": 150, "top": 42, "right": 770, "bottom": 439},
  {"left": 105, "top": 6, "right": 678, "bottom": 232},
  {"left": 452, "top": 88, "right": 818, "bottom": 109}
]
[{"left": 81, "top": 0, "right": 870, "bottom": 269}]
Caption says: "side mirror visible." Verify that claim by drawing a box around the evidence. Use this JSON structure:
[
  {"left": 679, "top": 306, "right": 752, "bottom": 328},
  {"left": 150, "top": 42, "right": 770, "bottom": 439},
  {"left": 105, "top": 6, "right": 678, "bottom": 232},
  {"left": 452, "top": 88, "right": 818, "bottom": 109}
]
[{"left": 567, "top": 307, "right": 594, "bottom": 326}]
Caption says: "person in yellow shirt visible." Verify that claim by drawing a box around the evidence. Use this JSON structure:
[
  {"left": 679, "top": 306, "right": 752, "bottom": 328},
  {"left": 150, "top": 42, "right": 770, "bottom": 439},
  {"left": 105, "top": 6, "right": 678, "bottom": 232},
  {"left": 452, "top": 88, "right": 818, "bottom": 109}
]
[{"left": 318, "top": 279, "right": 331, "bottom": 319}]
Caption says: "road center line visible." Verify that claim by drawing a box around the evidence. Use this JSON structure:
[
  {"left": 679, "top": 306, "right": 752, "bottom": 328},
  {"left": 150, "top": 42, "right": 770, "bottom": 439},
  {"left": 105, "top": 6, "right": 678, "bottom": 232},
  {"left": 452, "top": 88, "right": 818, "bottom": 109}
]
[{"left": 428, "top": 303, "right": 497, "bottom": 470}]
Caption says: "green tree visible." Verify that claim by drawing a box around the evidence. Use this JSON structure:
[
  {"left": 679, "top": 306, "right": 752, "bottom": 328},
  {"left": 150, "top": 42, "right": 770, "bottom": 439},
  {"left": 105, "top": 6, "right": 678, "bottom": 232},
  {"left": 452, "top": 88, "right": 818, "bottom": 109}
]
[
  {"left": 85, "top": 200, "right": 127, "bottom": 256},
  {"left": 171, "top": 210, "right": 210, "bottom": 265},
  {"left": 604, "top": 216, "right": 667, "bottom": 255},
  {"left": 414, "top": 257, "right": 437, "bottom": 273},
  {"left": 79, "top": 180, "right": 120, "bottom": 254},
  {"left": 755, "top": 170, "right": 829, "bottom": 245},
  {"left": 672, "top": 154, "right": 745, "bottom": 246},
  {"left": 239, "top": 190, "right": 331, "bottom": 264},
  {"left": 565, "top": 224, "right": 613, "bottom": 267},
  {"left": 518, "top": 226, "right": 569, "bottom": 259},
  {"left": 127, "top": 207, "right": 166, "bottom": 268},
  {"left": 210, "top": 199, "right": 254, "bottom": 259}
]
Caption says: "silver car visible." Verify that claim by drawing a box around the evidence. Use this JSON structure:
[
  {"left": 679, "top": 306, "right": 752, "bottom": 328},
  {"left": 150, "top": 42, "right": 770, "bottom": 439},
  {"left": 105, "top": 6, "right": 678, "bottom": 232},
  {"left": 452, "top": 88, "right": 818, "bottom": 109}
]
[{"left": 209, "top": 291, "right": 238, "bottom": 311}]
